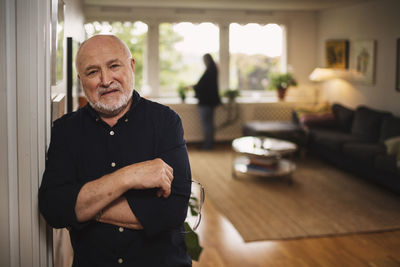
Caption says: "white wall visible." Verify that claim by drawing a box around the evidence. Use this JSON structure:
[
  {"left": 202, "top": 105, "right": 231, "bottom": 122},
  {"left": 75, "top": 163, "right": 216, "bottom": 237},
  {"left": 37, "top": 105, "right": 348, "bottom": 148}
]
[
  {"left": 286, "top": 11, "right": 318, "bottom": 101},
  {"left": 0, "top": 1, "right": 11, "bottom": 267},
  {"left": 317, "top": 0, "right": 400, "bottom": 115},
  {"left": 1, "top": 0, "right": 53, "bottom": 265}
]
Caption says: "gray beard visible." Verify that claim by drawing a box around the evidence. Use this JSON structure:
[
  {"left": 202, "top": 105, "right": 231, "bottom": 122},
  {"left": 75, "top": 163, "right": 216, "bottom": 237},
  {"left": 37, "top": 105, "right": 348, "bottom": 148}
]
[{"left": 88, "top": 89, "right": 133, "bottom": 117}]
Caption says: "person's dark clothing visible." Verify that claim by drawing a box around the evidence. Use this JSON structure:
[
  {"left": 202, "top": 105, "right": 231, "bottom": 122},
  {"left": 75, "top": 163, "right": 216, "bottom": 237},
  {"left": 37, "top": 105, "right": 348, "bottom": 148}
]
[
  {"left": 39, "top": 91, "right": 192, "bottom": 267},
  {"left": 193, "top": 65, "right": 221, "bottom": 149},
  {"left": 198, "top": 106, "right": 215, "bottom": 149},
  {"left": 193, "top": 67, "right": 220, "bottom": 107}
]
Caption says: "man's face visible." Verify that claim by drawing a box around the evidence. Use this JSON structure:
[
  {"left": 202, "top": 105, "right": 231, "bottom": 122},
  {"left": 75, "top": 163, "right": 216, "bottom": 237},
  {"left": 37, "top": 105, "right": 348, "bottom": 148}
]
[{"left": 77, "top": 36, "right": 135, "bottom": 117}]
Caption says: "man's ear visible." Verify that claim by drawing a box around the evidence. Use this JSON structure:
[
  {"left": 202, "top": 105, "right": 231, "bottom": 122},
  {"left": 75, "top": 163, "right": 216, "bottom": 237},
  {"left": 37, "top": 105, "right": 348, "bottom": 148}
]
[
  {"left": 77, "top": 74, "right": 81, "bottom": 81},
  {"left": 130, "top": 58, "right": 135, "bottom": 72}
]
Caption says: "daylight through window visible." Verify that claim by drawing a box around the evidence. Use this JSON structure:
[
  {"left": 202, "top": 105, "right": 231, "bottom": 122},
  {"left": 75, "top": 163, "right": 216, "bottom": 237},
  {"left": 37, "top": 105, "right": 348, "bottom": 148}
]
[
  {"left": 83, "top": 21, "right": 286, "bottom": 97},
  {"left": 159, "top": 22, "right": 219, "bottom": 96},
  {"left": 229, "top": 23, "right": 284, "bottom": 91}
]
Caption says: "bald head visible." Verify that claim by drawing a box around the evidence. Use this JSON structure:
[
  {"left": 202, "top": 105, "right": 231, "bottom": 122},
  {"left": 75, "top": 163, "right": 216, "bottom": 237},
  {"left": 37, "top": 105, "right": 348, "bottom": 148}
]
[{"left": 76, "top": 35, "right": 132, "bottom": 74}]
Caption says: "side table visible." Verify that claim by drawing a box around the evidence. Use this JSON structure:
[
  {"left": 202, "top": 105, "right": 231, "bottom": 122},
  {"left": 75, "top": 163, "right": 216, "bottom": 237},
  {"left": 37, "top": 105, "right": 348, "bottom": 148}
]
[
  {"left": 242, "top": 121, "right": 306, "bottom": 155},
  {"left": 232, "top": 136, "right": 297, "bottom": 182}
]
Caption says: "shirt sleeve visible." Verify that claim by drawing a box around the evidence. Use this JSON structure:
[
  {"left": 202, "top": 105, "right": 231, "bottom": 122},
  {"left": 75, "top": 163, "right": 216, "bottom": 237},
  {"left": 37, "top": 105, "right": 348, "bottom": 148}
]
[
  {"left": 39, "top": 120, "right": 89, "bottom": 230},
  {"left": 125, "top": 108, "right": 192, "bottom": 237},
  {"left": 193, "top": 70, "right": 207, "bottom": 95}
]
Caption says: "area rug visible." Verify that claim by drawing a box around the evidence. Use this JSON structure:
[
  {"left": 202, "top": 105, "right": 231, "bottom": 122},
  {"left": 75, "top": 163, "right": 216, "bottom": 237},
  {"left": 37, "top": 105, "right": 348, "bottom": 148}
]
[{"left": 188, "top": 146, "right": 400, "bottom": 242}]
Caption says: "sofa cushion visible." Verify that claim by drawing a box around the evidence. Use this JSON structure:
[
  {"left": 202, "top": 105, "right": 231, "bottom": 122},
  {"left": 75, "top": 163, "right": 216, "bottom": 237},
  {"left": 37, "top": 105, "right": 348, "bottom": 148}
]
[
  {"left": 380, "top": 115, "right": 400, "bottom": 142},
  {"left": 374, "top": 154, "right": 399, "bottom": 174},
  {"left": 351, "top": 106, "right": 391, "bottom": 142},
  {"left": 309, "top": 129, "right": 362, "bottom": 152},
  {"left": 332, "top": 103, "right": 354, "bottom": 132},
  {"left": 342, "top": 142, "right": 386, "bottom": 165},
  {"left": 299, "top": 113, "right": 336, "bottom": 128}
]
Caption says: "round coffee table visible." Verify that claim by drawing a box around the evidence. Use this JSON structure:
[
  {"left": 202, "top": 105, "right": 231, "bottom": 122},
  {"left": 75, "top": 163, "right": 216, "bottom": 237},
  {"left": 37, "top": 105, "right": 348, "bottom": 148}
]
[{"left": 232, "top": 136, "right": 297, "bottom": 180}]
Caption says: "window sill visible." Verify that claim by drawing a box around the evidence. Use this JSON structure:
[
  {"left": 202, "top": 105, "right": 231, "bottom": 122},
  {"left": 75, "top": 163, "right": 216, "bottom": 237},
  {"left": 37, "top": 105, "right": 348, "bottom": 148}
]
[{"left": 149, "top": 96, "right": 302, "bottom": 105}]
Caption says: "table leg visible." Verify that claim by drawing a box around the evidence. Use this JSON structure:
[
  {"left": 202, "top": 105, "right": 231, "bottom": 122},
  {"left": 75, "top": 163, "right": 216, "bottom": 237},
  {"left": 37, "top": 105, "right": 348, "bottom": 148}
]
[
  {"left": 231, "top": 152, "right": 237, "bottom": 179},
  {"left": 232, "top": 159, "right": 237, "bottom": 179},
  {"left": 286, "top": 174, "right": 293, "bottom": 185}
]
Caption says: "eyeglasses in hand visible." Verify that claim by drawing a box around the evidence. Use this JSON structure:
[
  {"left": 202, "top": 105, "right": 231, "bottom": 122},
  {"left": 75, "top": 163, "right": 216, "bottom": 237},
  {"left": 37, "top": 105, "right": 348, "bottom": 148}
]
[{"left": 184, "top": 180, "right": 205, "bottom": 233}]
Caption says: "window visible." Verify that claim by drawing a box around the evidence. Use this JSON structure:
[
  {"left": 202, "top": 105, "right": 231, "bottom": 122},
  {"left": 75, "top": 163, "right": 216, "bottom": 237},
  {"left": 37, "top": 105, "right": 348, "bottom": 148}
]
[
  {"left": 83, "top": 20, "right": 287, "bottom": 98},
  {"left": 84, "top": 21, "right": 148, "bottom": 91},
  {"left": 229, "top": 23, "right": 284, "bottom": 92},
  {"left": 159, "top": 22, "right": 219, "bottom": 96}
]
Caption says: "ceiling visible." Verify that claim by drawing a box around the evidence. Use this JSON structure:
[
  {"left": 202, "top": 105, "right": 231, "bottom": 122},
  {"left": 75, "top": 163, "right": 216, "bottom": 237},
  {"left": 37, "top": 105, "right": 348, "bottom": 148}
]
[{"left": 83, "top": 0, "right": 373, "bottom": 11}]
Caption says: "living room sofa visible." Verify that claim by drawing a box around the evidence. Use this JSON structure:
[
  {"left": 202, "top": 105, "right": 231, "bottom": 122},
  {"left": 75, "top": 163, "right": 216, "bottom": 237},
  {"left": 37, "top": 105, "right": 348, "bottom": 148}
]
[{"left": 304, "top": 103, "right": 400, "bottom": 194}]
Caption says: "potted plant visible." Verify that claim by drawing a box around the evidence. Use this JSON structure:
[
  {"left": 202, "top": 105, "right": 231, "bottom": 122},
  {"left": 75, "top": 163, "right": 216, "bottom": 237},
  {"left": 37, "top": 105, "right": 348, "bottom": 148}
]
[
  {"left": 222, "top": 88, "right": 240, "bottom": 103},
  {"left": 267, "top": 72, "right": 297, "bottom": 101},
  {"left": 177, "top": 83, "right": 187, "bottom": 102}
]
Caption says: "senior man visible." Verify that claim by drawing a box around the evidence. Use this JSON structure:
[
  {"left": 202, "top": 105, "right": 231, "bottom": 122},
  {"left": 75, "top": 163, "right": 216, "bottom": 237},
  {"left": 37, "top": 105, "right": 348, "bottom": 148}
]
[{"left": 39, "top": 35, "right": 192, "bottom": 266}]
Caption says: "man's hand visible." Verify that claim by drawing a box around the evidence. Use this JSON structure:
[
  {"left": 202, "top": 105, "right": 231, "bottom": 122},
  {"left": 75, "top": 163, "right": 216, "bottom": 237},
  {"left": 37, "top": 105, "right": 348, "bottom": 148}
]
[{"left": 125, "top": 158, "right": 174, "bottom": 198}]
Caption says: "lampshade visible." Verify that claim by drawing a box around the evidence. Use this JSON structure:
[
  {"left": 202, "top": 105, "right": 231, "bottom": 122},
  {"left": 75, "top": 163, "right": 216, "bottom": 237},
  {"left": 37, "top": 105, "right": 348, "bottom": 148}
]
[
  {"left": 309, "top": 68, "right": 336, "bottom": 82},
  {"left": 309, "top": 68, "right": 354, "bottom": 81}
]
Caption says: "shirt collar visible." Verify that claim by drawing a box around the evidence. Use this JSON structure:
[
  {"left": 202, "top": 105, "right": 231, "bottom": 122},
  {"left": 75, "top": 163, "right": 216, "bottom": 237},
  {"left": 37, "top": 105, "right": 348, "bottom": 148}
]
[{"left": 85, "top": 90, "right": 141, "bottom": 122}]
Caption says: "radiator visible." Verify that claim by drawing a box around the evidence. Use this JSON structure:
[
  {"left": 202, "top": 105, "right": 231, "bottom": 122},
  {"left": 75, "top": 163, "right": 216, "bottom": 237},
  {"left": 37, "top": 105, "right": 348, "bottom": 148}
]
[{"left": 165, "top": 101, "right": 299, "bottom": 142}]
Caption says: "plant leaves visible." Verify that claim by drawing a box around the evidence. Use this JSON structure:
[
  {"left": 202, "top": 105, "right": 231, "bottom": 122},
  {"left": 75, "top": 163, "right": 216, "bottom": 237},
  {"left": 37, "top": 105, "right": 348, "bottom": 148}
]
[
  {"left": 189, "top": 205, "right": 199, "bottom": 216},
  {"left": 184, "top": 222, "right": 203, "bottom": 261},
  {"left": 189, "top": 196, "right": 199, "bottom": 216}
]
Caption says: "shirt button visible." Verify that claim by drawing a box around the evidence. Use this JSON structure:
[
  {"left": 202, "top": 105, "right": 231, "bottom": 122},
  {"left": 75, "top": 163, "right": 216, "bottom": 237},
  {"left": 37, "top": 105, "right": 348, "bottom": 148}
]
[
  {"left": 125, "top": 118, "right": 128, "bottom": 122},
  {"left": 119, "top": 227, "right": 124, "bottom": 232},
  {"left": 110, "top": 130, "right": 115, "bottom": 136},
  {"left": 118, "top": 258, "right": 123, "bottom": 264},
  {"left": 95, "top": 118, "right": 99, "bottom": 122},
  {"left": 111, "top": 162, "right": 116, "bottom": 168}
]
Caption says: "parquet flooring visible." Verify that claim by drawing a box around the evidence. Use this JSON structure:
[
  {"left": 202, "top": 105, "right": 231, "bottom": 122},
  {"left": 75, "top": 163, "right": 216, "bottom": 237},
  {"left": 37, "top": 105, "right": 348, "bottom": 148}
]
[
  {"left": 189, "top": 145, "right": 400, "bottom": 267},
  {"left": 192, "top": 187, "right": 400, "bottom": 267}
]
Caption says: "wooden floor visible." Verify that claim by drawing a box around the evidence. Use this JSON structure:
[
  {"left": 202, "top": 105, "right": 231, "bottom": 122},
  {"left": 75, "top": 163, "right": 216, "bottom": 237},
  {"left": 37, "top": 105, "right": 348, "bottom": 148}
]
[
  {"left": 189, "top": 146, "right": 400, "bottom": 267},
  {"left": 192, "top": 197, "right": 400, "bottom": 267}
]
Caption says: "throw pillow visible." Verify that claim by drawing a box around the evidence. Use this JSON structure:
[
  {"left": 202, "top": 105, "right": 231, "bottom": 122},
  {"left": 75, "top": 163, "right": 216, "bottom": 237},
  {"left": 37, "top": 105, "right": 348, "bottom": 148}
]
[{"left": 294, "top": 102, "right": 335, "bottom": 128}]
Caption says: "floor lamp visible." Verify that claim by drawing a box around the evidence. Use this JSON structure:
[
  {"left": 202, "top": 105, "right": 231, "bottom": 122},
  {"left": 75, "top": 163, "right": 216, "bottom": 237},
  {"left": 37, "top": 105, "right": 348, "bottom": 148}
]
[{"left": 309, "top": 68, "right": 336, "bottom": 105}]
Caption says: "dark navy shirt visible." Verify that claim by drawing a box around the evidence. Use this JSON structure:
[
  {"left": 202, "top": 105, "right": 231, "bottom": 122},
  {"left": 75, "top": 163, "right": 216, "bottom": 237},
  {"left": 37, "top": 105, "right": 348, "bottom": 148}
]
[{"left": 39, "top": 91, "right": 192, "bottom": 266}]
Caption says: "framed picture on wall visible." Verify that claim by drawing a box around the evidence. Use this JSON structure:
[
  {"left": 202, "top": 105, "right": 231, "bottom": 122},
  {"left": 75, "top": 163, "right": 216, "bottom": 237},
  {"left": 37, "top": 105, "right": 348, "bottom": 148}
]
[
  {"left": 50, "top": 0, "right": 65, "bottom": 85},
  {"left": 396, "top": 38, "right": 400, "bottom": 92},
  {"left": 325, "top": 40, "right": 349, "bottom": 69},
  {"left": 66, "top": 37, "right": 81, "bottom": 113},
  {"left": 350, "top": 40, "right": 376, "bottom": 85}
]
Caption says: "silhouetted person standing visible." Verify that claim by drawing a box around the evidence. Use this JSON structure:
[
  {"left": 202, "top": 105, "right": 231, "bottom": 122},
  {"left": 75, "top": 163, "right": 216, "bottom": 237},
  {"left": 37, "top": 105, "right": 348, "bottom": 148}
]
[{"left": 193, "top": 53, "right": 221, "bottom": 149}]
